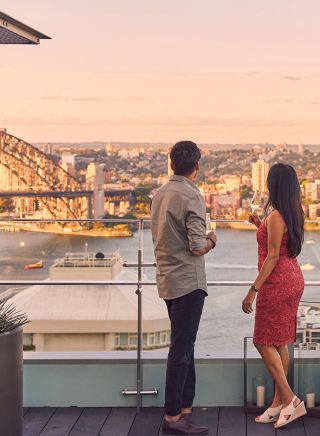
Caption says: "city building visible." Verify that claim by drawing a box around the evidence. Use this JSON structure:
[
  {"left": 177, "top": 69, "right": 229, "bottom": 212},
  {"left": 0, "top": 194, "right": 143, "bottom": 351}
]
[
  {"left": 43, "top": 143, "right": 53, "bottom": 155},
  {"left": 305, "top": 181, "right": 320, "bottom": 202},
  {"left": 86, "top": 163, "right": 105, "bottom": 218},
  {"left": 167, "top": 151, "right": 174, "bottom": 177},
  {"left": 298, "top": 143, "right": 305, "bottom": 155},
  {"left": 223, "top": 175, "right": 241, "bottom": 193},
  {"left": 105, "top": 143, "right": 113, "bottom": 155},
  {"left": 308, "top": 203, "right": 320, "bottom": 219},
  {"left": 210, "top": 193, "right": 241, "bottom": 219},
  {"left": 251, "top": 160, "right": 270, "bottom": 192},
  {"left": 61, "top": 153, "right": 75, "bottom": 167}
]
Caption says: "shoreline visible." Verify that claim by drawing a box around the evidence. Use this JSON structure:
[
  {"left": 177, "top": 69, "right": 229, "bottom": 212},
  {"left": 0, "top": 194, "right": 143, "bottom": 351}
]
[
  {"left": 217, "top": 222, "right": 320, "bottom": 231},
  {"left": 0, "top": 221, "right": 319, "bottom": 237},
  {"left": 0, "top": 223, "right": 133, "bottom": 238}
]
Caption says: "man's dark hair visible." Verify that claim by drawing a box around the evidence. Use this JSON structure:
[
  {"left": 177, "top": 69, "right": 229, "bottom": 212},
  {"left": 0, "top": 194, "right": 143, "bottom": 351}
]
[{"left": 170, "top": 141, "right": 201, "bottom": 176}]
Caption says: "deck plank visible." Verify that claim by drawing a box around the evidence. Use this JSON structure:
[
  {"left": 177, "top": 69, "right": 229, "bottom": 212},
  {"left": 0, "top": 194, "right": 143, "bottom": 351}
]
[
  {"left": 23, "top": 408, "right": 30, "bottom": 417},
  {"left": 69, "top": 408, "right": 111, "bottom": 435},
  {"left": 246, "top": 413, "right": 276, "bottom": 436},
  {"left": 99, "top": 408, "right": 136, "bottom": 436},
  {"left": 217, "top": 407, "right": 246, "bottom": 436},
  {"left": 39, "top": 408, "right": 83, "bottom": 436},
  {"left": 22, "top": 407, "right": 319, "bottom": 436},
  {"left": 23, "top": 408, "right": 56, "bottom": 436},
  {"left": 275, "top": 418, "right": 306, "bottom": 436},
  {"left": 302, "top": 417, "right": 319, "bottom": 436},
  {"left": 128, "top": 408, "right": 164, "bottom": 436}
]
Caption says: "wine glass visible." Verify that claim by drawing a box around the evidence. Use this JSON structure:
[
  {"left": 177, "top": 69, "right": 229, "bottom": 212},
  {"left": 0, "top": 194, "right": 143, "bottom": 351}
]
[
  {"left": 250, "top": 190, "right": 262, "bottom": 214},
  {"left": 246, "top": 191, "right": 262, "bottom": 225}
]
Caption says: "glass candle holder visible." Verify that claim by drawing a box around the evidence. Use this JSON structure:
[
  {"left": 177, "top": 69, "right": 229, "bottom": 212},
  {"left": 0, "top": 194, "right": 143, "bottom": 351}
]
[{"left": 254, "top": 376, "right": 266, "bottom": 407}]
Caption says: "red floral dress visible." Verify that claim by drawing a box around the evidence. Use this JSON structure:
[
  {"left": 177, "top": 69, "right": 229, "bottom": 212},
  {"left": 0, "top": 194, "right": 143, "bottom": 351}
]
[{"left": 253, "top": 221, "right": 304, "bottom": 346}]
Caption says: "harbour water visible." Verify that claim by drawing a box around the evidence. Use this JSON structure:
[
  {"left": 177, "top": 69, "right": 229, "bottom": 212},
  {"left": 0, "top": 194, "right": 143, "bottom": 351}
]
[{"left": 0, "top": 228, "right": 319, "bottom": 352}]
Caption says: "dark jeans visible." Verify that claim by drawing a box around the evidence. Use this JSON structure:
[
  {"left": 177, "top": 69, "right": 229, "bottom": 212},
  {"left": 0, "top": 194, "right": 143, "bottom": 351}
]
[{"left": 164, "top": 289, "right": 206, "bottom": 416}]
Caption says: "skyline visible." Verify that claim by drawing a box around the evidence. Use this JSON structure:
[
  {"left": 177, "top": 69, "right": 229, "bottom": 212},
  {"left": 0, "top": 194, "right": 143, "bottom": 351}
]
[{"left": 1, "top": 1, "right": 320, "bottom": 143}]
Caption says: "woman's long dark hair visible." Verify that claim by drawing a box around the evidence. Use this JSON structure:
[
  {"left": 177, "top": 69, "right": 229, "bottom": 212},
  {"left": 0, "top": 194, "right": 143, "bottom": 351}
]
[{"left": 265, "top": 163, "right": 304, "bottom": 257}]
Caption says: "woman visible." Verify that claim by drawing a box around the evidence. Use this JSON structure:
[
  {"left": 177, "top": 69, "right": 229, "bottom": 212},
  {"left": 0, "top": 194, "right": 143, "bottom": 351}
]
[{"left": 242, "top": 163, "right": 306, "bottom": 429}]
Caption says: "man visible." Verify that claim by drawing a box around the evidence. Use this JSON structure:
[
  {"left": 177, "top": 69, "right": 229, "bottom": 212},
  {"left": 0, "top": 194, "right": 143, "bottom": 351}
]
[{"left": 151, "top": 141, "right": 217, "bottom": 435}]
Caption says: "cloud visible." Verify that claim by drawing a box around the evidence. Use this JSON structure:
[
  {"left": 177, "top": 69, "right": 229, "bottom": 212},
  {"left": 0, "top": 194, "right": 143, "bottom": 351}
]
[
  {"left": 125, "top": 96, "right": 145, "bottom": 101},
  {"left": 42, "top": 95, "right": 146, "bottom": 102},
  {"left": 43, "top": 96, "right": 104, "bottom": 102},
  {"left": 263, "top": 98, "right": 318, "bottom": 105},
  {"left": 299, "top": 100, "right": 319, "bottom": 105},
  {"left": 8, "top": 115, "right": 320, "bottom": 129},
  {"left": 283, "top": 76, "right": 302, "bottom": 81},
  {"left": 243, "top": 71, "right": 260, "bottom": 76}
]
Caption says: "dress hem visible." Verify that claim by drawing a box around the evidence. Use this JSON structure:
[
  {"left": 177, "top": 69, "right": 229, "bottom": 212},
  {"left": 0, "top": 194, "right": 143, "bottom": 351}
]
[{"left": 253, "top": 338, "right": 295, "bottom": 347}]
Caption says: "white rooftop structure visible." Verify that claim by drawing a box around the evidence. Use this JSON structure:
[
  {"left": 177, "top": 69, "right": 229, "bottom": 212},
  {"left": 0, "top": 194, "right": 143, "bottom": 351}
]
[
  {"left": 0, "top": 11, "right": 50, "bottom": 44},
  {"left": 9, "top": 251, "right": 170, "bottom": 351}
]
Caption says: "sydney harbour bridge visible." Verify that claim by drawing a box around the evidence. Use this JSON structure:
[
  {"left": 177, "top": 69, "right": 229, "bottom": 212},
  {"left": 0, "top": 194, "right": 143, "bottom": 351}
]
[{"left": 0, "top": 130, "right": 101, "bottom": 221}]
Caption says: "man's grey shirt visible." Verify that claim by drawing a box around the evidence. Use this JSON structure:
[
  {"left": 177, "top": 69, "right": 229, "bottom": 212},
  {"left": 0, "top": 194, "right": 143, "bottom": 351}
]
[{"left": 151, "top": 175, "right": 208, "bottom": 300}]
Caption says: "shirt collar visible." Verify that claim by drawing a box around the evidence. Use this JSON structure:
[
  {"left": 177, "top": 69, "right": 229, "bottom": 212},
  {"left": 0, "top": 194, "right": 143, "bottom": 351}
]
[{"left": 169, "top": 175, "right": 199, "bottom": 191}]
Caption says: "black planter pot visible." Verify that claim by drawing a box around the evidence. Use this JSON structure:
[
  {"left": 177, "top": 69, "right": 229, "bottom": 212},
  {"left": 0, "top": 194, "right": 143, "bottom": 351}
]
[{"left": 0, "top": 327, "right": 23, "bottom": 436}]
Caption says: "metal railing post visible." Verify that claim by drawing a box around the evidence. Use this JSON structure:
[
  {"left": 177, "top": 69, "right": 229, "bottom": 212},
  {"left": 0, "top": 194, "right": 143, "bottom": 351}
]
[
  {"left": 136, "top": 219, "right": 143, "bottom": 413},
  {"left": 287, "top": 343, "right": 294, "bottom": 390}
]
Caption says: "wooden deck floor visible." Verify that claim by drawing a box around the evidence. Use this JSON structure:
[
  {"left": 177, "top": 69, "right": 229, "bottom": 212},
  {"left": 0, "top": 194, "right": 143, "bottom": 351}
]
[{"left": 23, "top": 407, "right": 319, "bottom": 436}]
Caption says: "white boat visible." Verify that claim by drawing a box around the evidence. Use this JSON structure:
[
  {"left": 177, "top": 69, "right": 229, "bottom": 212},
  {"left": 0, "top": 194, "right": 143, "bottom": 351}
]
[
  {"left": 306, "top": 240, "right": 316, "bottom": 245},
  {"left": 301, "top": 263, "right": 315, "bottom": 271}
]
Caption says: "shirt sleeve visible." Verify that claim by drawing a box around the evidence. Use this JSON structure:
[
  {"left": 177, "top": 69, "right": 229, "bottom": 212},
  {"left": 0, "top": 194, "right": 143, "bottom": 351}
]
[{"left": 186, "top": 194, "right": 207, "bottom": 251}]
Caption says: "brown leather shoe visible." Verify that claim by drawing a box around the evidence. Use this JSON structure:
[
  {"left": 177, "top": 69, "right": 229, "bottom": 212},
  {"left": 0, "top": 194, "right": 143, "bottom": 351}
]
[
  {"left": 182, "top": 412, "right": 192, "bottom": 422},
  {"left": 162, "top": 416, "right": 208, "bottom": 434}
]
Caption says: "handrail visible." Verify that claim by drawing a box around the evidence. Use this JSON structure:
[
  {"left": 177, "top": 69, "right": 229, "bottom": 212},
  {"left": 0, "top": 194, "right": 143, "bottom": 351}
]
[
  {"left": 0, "top": 217, "right": 320, "bottom": 223},
  {"left": 0, "top": 280, "right": 319, "bottom": 286}
]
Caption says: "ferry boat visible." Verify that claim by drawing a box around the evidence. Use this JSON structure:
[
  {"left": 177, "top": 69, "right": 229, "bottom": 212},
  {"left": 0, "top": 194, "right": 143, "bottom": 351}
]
[
  {"left": 301, "top": 263, "right": 315, "bottom": 271},
  {"left": 24, "top": 260, "right": 43, "bottom": 270},
  {"left": 297, "top": 303, "right": 320, "bottom": 347}
]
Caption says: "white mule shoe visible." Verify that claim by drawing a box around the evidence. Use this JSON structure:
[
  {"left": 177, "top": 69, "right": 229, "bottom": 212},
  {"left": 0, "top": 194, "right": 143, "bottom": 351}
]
[
  {"left": 274, "top": 396, "right": 307, "bottom": 429},
  {"left": 255, "top": 405, "right": 282, "bottom": 423}
]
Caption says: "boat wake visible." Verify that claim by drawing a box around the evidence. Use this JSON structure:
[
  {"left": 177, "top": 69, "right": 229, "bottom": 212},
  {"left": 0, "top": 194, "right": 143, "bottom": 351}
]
[{"left": 205, "top": 262, "right": 257, "bottom": 270}]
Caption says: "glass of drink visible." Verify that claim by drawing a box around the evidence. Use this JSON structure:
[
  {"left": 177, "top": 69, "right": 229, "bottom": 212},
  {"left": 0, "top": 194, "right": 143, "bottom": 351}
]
[
  {"left": 250, "top": 190, "right": 262, "bottom": 214},
  {"left": 245, "top": 191, "right": 262, "bottom": 225}
]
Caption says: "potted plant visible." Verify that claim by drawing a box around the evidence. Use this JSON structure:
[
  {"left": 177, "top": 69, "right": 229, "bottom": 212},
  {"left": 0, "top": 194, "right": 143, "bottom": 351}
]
[{"left": 0, "top": 299, "right": 29, "bottom": 436}]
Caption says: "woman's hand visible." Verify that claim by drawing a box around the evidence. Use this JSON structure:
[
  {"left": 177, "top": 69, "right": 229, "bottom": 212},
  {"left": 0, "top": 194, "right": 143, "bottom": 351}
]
[
  {"left": 242, "top": 289, "right": 257, "bottom": 314},
  {"left": 248, "top": 214, "right": 261, "bottom": 228}
]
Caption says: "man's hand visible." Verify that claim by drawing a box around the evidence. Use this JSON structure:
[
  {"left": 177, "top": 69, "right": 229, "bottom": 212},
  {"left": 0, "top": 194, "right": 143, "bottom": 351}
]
[
  {"left": 242, "top": 289, "right": 256, "bottom": 314},
  {"left": 192, "top": 231, "right": 217, "bottom": 256},
  {"left": 206, "top": 231, "right": 217, "bottom": 248},
  {"left": 248, "top": 214, "right": 261, "bottom": 228}
]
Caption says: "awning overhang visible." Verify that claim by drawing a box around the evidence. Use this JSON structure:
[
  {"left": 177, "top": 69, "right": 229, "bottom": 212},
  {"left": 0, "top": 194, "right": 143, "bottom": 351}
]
[{"left": 0, "top": 11, "right": 50, "bottom": 44}]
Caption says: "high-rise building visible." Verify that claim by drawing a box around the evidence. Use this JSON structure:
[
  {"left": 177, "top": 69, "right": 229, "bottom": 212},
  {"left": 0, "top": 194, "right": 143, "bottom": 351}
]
[
  {"left": 298, "top": 143, "right": 305, "bottom": 155},
  {"left": 86, "top": 163, "right": 105, "bottom": 218},
  {"left": 252, "top": 160, "right": 270, "bottom": 192},
  {"left": 43, "top": 143, "right": 53, "bottom": 155},
  {"left": 167, "top": 152, "right": 173, "bottom": 177},
  {"left": 106, "top": 143, "right": 113, "bottom": 155}
]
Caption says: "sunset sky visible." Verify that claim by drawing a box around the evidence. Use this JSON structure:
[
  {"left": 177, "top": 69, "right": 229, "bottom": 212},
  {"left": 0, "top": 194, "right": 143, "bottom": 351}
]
[{"left": 1, "top": 1, "right": 320, "bottom": 144}]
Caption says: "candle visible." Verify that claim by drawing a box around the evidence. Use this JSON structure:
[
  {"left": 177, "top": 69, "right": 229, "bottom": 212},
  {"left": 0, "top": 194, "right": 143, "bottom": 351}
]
[
  {"left": 256, "top": 385, "right": 265, "bottom": 407},
  {"left": 306, "top": 393, "right": 316, "bottom": 408}
]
